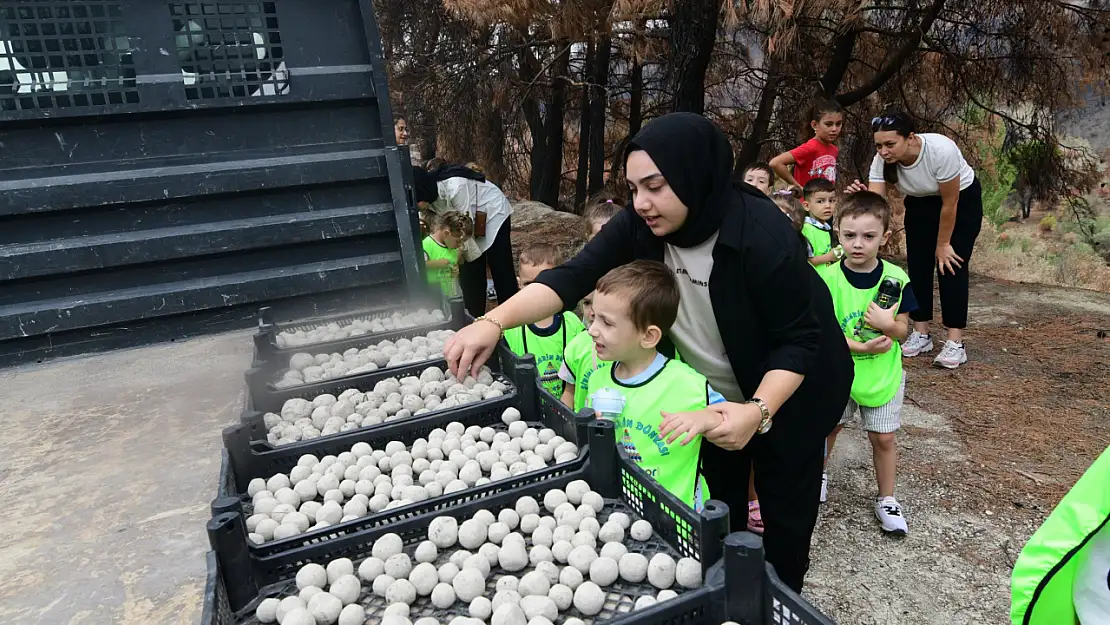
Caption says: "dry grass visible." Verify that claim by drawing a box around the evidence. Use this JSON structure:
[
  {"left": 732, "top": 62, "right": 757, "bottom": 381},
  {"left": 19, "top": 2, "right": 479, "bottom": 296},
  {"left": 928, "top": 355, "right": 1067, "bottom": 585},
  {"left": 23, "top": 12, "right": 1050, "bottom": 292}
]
[{"left": 972, "top": 219, "right": 1110, "bottom": 293}]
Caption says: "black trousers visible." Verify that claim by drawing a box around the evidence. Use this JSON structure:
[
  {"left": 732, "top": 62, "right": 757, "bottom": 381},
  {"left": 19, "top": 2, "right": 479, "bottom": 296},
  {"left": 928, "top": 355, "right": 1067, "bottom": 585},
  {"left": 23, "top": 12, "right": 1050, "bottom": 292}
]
[
  {"left": 701, "top": 416, "right": 828, "bottom": 593},
  {"left": 458, "top": 216, "right": 519, "bottom": 318},
  {"left": 902, "top": 179, "right": 983, "bottom": 330}
]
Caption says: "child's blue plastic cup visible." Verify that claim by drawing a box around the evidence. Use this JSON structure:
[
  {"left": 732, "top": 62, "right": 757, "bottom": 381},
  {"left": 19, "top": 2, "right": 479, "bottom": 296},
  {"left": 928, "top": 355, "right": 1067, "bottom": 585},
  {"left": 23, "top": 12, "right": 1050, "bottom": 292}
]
[{"left": 590, "top": 388, "right": 626, "bottom": 420}]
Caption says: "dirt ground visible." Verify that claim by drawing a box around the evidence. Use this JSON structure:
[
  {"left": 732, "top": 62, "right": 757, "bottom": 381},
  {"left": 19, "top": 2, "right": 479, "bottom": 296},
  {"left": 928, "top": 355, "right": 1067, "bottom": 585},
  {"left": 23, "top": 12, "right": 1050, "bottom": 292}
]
[{"left": 805, "top": 274, "right": 1110, "bottom": 624}]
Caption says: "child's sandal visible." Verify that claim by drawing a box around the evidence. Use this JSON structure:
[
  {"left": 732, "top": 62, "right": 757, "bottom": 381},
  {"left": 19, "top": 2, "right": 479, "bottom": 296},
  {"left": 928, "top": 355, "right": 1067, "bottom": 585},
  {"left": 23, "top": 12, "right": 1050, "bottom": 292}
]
[{"left": 747, "top": 500, "right": 764, "bottom": 534}]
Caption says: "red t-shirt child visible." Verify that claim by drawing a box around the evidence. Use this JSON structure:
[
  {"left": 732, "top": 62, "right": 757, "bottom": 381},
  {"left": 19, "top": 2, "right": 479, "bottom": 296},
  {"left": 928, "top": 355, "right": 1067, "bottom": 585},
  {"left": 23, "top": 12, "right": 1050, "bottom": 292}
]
[{"left": 789, "top": 138, "right": 838, "bottom": 186}]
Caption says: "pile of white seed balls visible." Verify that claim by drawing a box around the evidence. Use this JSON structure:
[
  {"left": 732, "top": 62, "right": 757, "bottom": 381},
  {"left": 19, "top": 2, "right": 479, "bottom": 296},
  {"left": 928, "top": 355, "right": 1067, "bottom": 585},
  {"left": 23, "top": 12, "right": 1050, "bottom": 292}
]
[
  {"left": 264, "top": 366, "right": 512, "bottom": 446},
  {"left": 254, "top": 481, "right": 702, "bottom": 625},
  {"left": 275, "top": 309, "right": 447, "bottom": 349},
  {"left": 276, "top": 329, "right": 456, "bottom": 388},
  {"left": 247, "top": 412, "right": 581, "bottom": 544}
]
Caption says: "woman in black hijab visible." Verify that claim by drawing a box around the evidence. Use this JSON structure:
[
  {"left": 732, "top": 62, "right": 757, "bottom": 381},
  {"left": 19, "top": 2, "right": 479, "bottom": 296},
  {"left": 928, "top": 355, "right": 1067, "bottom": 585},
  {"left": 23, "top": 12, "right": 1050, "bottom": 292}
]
[{"left": 444, "top": 113, "right": 852, "bottom": 592}]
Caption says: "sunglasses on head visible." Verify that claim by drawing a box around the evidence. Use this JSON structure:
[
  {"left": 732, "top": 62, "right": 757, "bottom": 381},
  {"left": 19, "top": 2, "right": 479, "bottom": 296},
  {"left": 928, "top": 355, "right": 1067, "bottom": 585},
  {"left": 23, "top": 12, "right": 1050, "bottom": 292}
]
[{"left": 871, "top": 115, "right": 898, "bottom": 130}]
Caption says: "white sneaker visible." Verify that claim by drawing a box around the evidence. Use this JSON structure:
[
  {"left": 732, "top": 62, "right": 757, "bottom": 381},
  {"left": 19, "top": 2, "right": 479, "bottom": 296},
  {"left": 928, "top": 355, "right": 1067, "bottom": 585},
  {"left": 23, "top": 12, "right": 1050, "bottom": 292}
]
[
  {"left": 933, "top": 340, "right": 968, "bottom": 369},
  {"left": 875, "top": 496, "right": 908, "bottom": 535},
  {"left": 902, "top": 331, "right": 934, "bottom": 357},
  {"left": 820, "top": 472, "right": 828, "bottom": 503}
]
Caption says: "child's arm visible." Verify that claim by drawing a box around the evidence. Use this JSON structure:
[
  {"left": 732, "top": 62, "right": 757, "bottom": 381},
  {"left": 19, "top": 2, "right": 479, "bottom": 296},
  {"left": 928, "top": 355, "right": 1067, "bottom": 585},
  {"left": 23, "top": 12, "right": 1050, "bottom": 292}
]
[
  {"left": 659, "top": 385, "right": 727, "bottom": 446},
  {"left": 864, "top": 304, "right": 910, "bottom": 342},
  {"left": 808, "top": 250, "right": 838, "bottom": 266},
  {"left": 769, "top": 152, "right": 801, "bottom": 192},
  {"left": 847, "top": 335, "right": 893, "bottom": 355},
  {"left": 560, "top": 385, "right": 576, "bottom": 409},
  {"left": 425, "top": 258, "right": 452, "bottom": 269},
  {"left": 557, "top": 362, "right": 577, "bottom": 409}
]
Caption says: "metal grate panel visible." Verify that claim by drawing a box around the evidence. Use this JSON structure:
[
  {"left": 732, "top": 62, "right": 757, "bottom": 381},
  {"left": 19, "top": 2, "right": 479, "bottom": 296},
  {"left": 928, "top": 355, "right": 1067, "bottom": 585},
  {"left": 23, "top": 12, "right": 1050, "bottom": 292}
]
[
  {"left": 170, "top": 0, "right": 288, "bottom": 100},
  {"left": 0, "top": 0, "right": 138, "bottom": 110}
]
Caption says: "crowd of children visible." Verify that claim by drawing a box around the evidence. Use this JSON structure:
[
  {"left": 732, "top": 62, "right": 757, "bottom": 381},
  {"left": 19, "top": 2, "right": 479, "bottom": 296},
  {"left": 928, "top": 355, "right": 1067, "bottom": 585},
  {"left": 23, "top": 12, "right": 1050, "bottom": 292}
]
[{"left": 428, "top": 99, "right": 920, "bottom": 537}]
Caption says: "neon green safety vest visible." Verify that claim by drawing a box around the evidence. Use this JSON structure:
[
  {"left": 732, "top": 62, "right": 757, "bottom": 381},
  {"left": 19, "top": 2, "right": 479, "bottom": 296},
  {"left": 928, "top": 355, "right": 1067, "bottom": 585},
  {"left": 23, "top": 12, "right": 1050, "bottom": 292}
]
[
  {"left": 422, "top": 236, "right": 458, "bottom": 297},
  {"left": 504, "top": 312, "right": 585, "bottom": 396},
  {"left": 1011, "top": 446, "right": 1110, "bottom": 625},
  {"left": 585, "top": 358, "right": 710, "bottom": 509},
  {"left": 822, "top": 260, "right": 910, "bottom": 407},
  {"left": 802, "top": 221, "right": 834, "bottom": 258},
  {"left": 563, "top": 330, "right": 608, "bottom": 412}
]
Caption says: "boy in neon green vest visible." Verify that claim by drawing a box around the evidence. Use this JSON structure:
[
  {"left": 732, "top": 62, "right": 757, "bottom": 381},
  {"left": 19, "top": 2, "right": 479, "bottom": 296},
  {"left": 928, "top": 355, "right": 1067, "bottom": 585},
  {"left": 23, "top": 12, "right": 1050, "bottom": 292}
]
[
  {"left": 503, "top": 244, "right": 585, "bottom": 396},
  {"left": 422, "top": 212, "right": 473, "bottom": 298},
  {"left": 801, "top": 178, "right": 844, "bottom": 267},
  {"left": 821, "top": 192, "right": 918, "bottom": 535},
  {"left": 1011, "top": 445, "right": 1110, "bottom": 625},
  {"left": 583, "top": 260, "right": 724, "bottom": 511}
]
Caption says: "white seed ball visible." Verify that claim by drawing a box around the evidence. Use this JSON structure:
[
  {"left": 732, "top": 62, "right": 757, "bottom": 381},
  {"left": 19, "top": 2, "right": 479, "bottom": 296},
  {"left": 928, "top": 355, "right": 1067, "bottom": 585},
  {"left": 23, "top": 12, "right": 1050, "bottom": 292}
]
[
  {"left": 273, "top": 523, "right": 302, "bottom": 540},
  {"left": 531, "top": 526, "right": 553, "bottom": 548},
  {"left": 307, "top": 592, "right": 343, "bottom": 625},
  {"left": 431, "top": 582, "right": 456, "bottom": 609},
  {"left": 471, "top": 509, "right": 497, "bottom": 527},
  {"left": 529, "top": 545, "right": 554, "bottom": 566},
  {"left": 551, "top": 540, "right": 573, "bottom": 564},
  {"left": 248, "top": 478, "right": 267, "bottom": 497},
  {"left": 559, "top": 510, "right": 584, "bottom": 531},
  {"left": 543, "top": 489, "right": 568, "bottom": 513},
  {"left": 515, "top": 496, "right": 540, "bottom": 517},
  {"left": 275, "top": 488, "right": 302, "bottom": 508},
  {"left": 296, "top": 563, "right": 328, "bottom": 590},
  {"left": 580, "top": 517, "right": 600, "bottom": 537},
  {"left": 358, "top": 557, "right": 385, "bottom": 582},
  {"left": 452, "top": 568, "right": 486, "bottom": 602},
  {"left": 479, "top": 542, "right": 501, "bottom": 567},
  {"left": 553, "top": 503, "right": 576, "bottom": 522},
  {"left": 589, "top": 556, "right": 620, "bottom": 586},
  {"left": 496, "top": 575, "right": 519, "bottom": 592},
  {"left": 648, "top": 553, "right": 676, "bottom": 589},
  {"left": 501, "top": 407, "right": 522, "bottom": 424},
  {"left": 438, "top": 562, "right": 460, "bottom": 584},
  {"left": 497, "top": 509, "right": 520, "bottom": 529},
  {"left": 410, "top": 562, "right": 439, "bottom": 596},
  {"left": 619, "top": 552, "right": 649, "bottom": 583},
  {"left": 330, "top": 574, "right": 361, "bottom": 606},
  {"left": 564, "top": 480, "right": 589, "bottom": 505},
  {"left": 571, "top": 531, "right": 596, "bottom": 549},
  {"left": 428, "top": 516, "right": 459, "bottom": 548},
  {"left": 491, "top": 603, "right": 527, "bottom": 625},
  {"left": 414, "top": 619, "right": 440, "bottom": 625},
  {"left": 256, "top": 597, "right": 281, "bottom": 623},
  {"left": 283, "top": 608, "right": 316, "bottom": 625},
  {"left": 337, "top": 604, "right": 366, "bottom": 625},
  {"left": 634, "top": 596, "right": 657, "bottom": 611},
  {"left": 372, "top": 574, "right": 396, "bottom": 598},
  {"left": 657, "top": 589, "right": 679, "bottom": 601},
  {"left": 458, "top": 519, "right": 488, "bottom": 549},
  {"left": 463, "top": 554, "right": 491, "bottom": 578},
  {"left": 385, "top": 553, "right": 413, "bottom": 579},
  {"left": 630, "top": 520, "right": 653, "bottom": 541},
  {"left": 469, "top": 596, "right": 493, "bottom": 620},
  {"left": 381, "top": 615, "right": 412, "bottom": 625},
  {"left": 519, "top": 596, "right": 558, "bottom": 622},
  {"left": 607, "top": 512, "right": 631, "bottom": 529},
  {"left": 598, "top": 521, "right": 625, "bottom": 544},
  {"left": 519, "top": 514, "right": 540, "bottom": 535},
  {"left": 415, "top": 540, "right": 438, "bottom": 563},
  {"left": 568, "top": 545, "right": 598, "bottom": 574},
  {"left": 580, "top": 491, "right": 603, "bottom": 513},
  {"left": 518, "top": 570, "right": 551, "bottom": 597},
  {"left": 675, "top": 557, "right": 702, "bottom": 588},
  {"left": 558, "top": 565, "right": 583, "bottom": 590},
  {"left": 599, "top": 542, "right": 628, "bottom": 561},
  {"left": 498, "top": 540, "right": 529, "bottom": 572},
  {"left": 386, "top": 578, "right": 418, "bottom": 605},
  {"left": 384, "top": 603, "right": 410, "bottom": 618},
  {"left": 572, "top": 581, "right": 605, "bottom": 615},
  {"left": 276, "top": 596, "right": 307, "bottom": 623},
  {"left": 445, "top": 479, "right": 468, "bottom": 494},
  {"left": 548, "top": 583, "right": 573, "bottom": 611},
  {"left": 326, "top": 558, "right": 355, "bottom": 585}
]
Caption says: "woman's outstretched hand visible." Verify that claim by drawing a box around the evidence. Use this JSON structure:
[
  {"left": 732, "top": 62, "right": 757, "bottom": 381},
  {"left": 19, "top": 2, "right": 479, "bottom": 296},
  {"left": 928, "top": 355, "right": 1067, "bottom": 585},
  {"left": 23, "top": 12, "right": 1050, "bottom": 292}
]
[
  {"left": 845, "top": 179, "right": 869, "bottom": 194},
  {"left": 444, "top": 319, "right": 502, "bottom": 378},
  {"left": 935, "top": 243, "right": 964, "bottom": 276}
]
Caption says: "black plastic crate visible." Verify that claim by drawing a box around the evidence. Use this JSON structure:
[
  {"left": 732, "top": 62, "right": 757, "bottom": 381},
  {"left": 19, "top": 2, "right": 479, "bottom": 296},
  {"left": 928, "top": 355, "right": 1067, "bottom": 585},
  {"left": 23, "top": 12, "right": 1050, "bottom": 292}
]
[
  {"left": 216, "top": 379, "right": 593, "bottom": 553},
  {"left": 204, "top": 421, "right": 732, "bottom": 622},
  {"left": 251, "top": 288, "right": 453, "bottom": 362},
  {"left": 244, "top": 328, "right": 532, "bottom": 418},
  {"left": 201, "top": 533, "right": 836, "bottom": 625}
]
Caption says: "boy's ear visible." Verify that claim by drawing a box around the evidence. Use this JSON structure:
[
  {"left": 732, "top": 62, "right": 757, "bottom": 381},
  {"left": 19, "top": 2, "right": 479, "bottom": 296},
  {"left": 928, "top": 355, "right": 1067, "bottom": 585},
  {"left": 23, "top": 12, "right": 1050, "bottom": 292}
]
[
  {"left": 641, "top": 324, "right": 663, "bottom": 350},
  {"left": 881, "top": 229, "right": 892, "bottom": 245}
]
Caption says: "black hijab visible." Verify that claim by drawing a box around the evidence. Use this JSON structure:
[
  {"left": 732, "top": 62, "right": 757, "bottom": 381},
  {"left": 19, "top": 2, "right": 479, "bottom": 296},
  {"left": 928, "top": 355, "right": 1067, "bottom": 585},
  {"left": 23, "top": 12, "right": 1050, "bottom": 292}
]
[
  {"left": 411, "top": 163, "right": 487, "bottom": 205},
  {"left": 624, "top": 113, "right": 738, "bottom": 248}
]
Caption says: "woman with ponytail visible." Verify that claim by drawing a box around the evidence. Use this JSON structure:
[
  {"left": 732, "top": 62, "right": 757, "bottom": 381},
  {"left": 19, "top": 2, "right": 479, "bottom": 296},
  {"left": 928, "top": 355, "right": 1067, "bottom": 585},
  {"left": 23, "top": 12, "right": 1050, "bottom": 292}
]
[{"left": 849, "top": 110, "right": 981, "bottom": 369}]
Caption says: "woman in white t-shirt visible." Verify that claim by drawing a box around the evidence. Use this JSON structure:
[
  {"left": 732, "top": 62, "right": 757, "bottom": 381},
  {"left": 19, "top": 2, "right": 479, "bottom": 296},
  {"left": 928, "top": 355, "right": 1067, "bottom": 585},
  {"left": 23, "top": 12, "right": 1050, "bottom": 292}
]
[
  {"left": 412, "top": 164, "right": 518, "bottom": 317},
  {"left": 849, "top": 111, "right": 982, "bottom": 369}
]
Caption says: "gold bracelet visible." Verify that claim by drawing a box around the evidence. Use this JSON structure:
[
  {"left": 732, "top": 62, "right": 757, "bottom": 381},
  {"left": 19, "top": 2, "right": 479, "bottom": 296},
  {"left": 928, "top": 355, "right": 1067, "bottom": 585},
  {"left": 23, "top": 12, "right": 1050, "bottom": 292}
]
[{"left": 475, "top": 315, "right": 504, "bottom": 337}]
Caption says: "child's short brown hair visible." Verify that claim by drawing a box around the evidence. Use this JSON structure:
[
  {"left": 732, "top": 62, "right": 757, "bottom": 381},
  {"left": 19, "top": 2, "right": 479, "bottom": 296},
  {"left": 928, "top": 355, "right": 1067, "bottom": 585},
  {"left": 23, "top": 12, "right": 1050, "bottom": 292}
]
[
  {"left": 594, "top": 260, "right": 679, "bottom": 332},
  {"left": 741, "top": 161, "right": 773, "bottom": 180},
  {"left": 519, "top": 243, "right": 563, "bottom": 268},
  {"left": 433, "top": 211, "right": 474, "bottom": 238},
  {"left": 802, "top": 177, "right": 835, "bottom": 198},
  {"left": 583, "top": 190, "right": 622, "bottom": 224},
  {"left": 771, "top": 190, "right": 806, "bottom": 233},
  {"left": 837, "top": 191, "right": 892, "bottom": 231}
]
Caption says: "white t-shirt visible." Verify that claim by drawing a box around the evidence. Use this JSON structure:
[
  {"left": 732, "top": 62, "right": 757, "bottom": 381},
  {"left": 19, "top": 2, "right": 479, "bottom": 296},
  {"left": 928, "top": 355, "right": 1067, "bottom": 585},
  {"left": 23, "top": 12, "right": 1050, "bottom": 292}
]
[
  {"left": 433, "top": 178, "right": 513, "bottom": 254},
  {"left": 869, "top": 133, "right": 975, "bottom": 197},
  {"left": 1075, "top": 522, "right": 1110, "bottom": 625},
  {"left": 662, "top": 234, "right": 745, "bottom": 403}
]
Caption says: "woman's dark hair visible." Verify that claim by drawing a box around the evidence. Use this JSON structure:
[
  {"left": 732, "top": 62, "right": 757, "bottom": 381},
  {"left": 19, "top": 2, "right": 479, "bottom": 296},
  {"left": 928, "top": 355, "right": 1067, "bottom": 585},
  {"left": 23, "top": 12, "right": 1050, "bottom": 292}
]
[
  {"left": 424, "top": 157, "right": 447, "bottom": 171},
  {"left": 871, "top": 109, "right": 917, "bottom": 185},
  {"left": 798, "top": 98, "right": 844, "bottom": 143}
]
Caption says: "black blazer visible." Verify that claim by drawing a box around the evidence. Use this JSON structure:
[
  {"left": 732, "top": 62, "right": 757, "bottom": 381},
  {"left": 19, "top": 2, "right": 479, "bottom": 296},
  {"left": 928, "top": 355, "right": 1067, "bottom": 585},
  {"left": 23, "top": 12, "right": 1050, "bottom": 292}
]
[{"left": 535, "top": 189, "right": 852, "bottom": 446}]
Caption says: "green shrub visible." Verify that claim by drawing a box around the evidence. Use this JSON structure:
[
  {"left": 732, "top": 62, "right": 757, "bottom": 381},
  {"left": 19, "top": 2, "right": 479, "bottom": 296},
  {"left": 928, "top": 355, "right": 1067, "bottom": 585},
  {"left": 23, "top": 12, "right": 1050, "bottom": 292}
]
[{"left": 1039, "top": 214, "right": 1057, "bottom": 231}]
